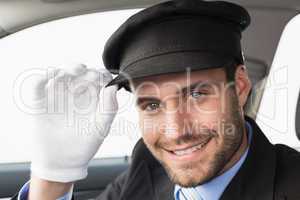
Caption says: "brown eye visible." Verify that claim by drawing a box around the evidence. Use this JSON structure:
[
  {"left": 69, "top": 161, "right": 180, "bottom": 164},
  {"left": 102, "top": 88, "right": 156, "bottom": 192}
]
[{"left": 145, "top": 102, "right": 160, "bottom": 111}]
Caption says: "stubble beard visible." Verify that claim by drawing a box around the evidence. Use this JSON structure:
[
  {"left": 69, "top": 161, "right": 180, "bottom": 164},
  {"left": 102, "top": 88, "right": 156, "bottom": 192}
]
[{"left": 155, "top": 91, "right": 245, "bottom": 187}]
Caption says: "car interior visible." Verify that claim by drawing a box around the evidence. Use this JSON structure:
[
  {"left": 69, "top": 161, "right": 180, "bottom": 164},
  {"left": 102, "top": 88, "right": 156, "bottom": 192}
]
[{"left": 0, "top": 0, "right": 299, "bottom": 199}]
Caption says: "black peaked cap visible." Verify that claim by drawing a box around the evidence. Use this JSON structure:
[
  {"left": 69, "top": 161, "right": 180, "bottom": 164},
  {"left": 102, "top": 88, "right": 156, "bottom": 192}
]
[{"left": 102, "top": 0, "right": 251, "bottom": 90}]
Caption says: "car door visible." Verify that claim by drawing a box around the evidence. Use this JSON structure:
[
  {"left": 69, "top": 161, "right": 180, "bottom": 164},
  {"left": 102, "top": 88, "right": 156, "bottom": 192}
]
[{"left": 256, "top": 13, "right": 300, "bottom": 151}]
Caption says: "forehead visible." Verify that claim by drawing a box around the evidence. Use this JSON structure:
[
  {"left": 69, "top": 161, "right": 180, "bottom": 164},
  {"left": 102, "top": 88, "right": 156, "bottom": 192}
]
[{"left": 131, "top": 68, "right": 226, "bottom": 95}]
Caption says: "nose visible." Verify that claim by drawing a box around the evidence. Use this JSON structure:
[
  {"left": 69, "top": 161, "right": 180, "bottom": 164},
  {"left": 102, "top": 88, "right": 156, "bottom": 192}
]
[{"left": 160, "top": 105, "right": 191, "bottom": 140}]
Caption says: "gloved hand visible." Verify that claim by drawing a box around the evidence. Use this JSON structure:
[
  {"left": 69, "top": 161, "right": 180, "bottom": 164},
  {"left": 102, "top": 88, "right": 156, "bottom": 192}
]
[{"left": 29, "top": 63, "right": 118, "bottom": 183}]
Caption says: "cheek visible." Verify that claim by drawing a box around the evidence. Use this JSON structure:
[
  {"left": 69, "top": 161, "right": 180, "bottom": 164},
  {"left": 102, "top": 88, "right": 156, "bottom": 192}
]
[
  {"left": 139, "top": 115, "right": 160, "bottom": 147},
  {"left": 190, "top": 96, "right": 223, "bottom": 116},
  {"left": 189, "top": 100, "right": 225, "bottom": 130},
  {"left": 142, "top": 130, "right": 157, "bottom": 147}
]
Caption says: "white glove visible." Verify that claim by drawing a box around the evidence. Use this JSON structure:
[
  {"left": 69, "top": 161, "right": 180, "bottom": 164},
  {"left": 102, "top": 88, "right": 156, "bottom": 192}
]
[{"left": 29, "top": 63, "right": 118, "bottom": 183}]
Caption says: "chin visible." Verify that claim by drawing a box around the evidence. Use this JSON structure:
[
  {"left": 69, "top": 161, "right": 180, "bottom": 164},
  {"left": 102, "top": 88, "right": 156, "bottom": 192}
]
[
  {"left": 163, "top": 163, "right": 213, "bottom": 187},
  {"left": 171, "top": 170, "right": 207, "bottom": 187},
  {"left": 175, "top": 178, "right": 203, "bottom": 188}
]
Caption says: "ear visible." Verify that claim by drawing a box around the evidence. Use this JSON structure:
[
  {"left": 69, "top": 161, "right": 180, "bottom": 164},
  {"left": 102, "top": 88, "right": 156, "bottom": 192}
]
[{"left": 234, "top": 65, "right": 252, "bottom": 108}]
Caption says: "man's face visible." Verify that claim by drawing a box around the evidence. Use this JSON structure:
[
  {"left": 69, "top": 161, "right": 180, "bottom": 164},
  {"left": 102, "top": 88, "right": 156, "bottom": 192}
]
[{"left": 131, "top": 67, "right": 250, "bottom": 187}]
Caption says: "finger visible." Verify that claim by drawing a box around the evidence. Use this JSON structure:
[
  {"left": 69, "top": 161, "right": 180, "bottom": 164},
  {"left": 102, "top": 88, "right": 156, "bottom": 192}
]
[
  {"left": 69, "top": 68, "right": 113, "bottom": 95},
  {"left": 77, "top": 68, "right": 112, "bottom": 86},
  {"left": 71, "top": 81, "right": 101, "bottom": 98},
  {"left": 47, "top": 66, "right": 82, "bottom": 89},
  {"left": 78, "top": 69, "right": 101, "bottom": 83},
  {"left": 95, "top": 84, "right": 118, "bottom": 135},
  {"left": 61, "top": 63, "right": 87, "bottom": 76},
  {"left": 70, "top": 69, "right": 101, "bottom": 95},
  {"left": 98, "top": 84, "right": 118, "bottom": 117},
  {"left": 99, "top": 70, "right": 113, "bottom": 87},
  {"left": 46, "top": 70, "right": 65, "bottom": 89},
  {"left": 33, "top": 68, "right": 60, "bottom": 100},
  {"left": 45, "top": 69, "right": 75, "bottom": 97},
  {"left": 49, "top": 64, "right": 88, "bottom": 86}
]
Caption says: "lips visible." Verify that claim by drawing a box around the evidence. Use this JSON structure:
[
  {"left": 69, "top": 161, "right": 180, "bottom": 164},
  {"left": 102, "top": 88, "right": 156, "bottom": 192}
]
[{"left": 165, "top": 137, "right": 212, "bottom": 157}]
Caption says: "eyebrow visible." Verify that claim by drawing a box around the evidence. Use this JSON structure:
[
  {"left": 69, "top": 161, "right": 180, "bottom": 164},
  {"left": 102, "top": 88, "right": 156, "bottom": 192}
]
[
  {"left": 135, "top": 80, "right": 207, "bottom": 106},
  {"left": 178, "top": 80, "right": 207, "bottom": 96}
]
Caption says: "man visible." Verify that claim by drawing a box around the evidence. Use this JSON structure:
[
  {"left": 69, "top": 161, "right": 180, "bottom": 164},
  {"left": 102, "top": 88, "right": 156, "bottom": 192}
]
[{"left": 13, "top": 0, "right": 300, "bottom": 199}]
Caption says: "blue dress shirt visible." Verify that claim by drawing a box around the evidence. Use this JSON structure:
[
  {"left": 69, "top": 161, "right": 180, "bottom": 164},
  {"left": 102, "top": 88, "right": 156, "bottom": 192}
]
[
  {"left": 174, "top": 121, "right": 253, "bottom": 200},
  {"left": 18, "top": 181, "right": 73, "bottom": 200}
]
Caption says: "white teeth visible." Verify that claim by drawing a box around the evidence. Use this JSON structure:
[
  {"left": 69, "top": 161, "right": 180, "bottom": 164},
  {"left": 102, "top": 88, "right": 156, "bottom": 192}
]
[{"left": 173, "top": 142, "right": 206, "bottom": 156}]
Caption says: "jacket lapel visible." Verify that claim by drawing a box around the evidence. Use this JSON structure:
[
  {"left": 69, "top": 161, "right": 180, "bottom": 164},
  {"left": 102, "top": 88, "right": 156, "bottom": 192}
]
[
  {"left": 221, "top": 116, "right": 277, "bottom": 200},
  {"left": 151, "top": 164, "right": 174, "bottom": 200},
  {"left": 122, "top": 137, "right": 175, "bottom": 200},
  {"left": 121, "top": 160, "right": 156, "bottom": 200}
]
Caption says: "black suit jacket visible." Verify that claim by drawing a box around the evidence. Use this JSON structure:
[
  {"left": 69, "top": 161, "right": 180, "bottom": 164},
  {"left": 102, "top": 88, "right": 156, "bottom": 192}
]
[{"left": 12, "top": 116, "right": 300, "bottom": 200}]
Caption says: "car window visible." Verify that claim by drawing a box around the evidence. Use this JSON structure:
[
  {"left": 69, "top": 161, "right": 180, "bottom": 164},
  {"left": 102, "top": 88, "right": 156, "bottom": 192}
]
[
  {"left": 0, "top": 9, "right": 142, "bottom": 163},
  {"left": 256, "top": 14, "right": 300, "bottom": 151}
]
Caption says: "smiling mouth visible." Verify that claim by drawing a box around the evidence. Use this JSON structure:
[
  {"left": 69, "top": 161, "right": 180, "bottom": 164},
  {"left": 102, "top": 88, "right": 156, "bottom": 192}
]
[{"left": 166, "top": 138, "right": 212, "bottom": 156}]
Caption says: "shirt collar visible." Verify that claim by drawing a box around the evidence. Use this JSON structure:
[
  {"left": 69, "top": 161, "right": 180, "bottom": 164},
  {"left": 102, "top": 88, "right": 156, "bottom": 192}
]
[{"left": 174, "top": 121, "right": 253, "bottom": 200}]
